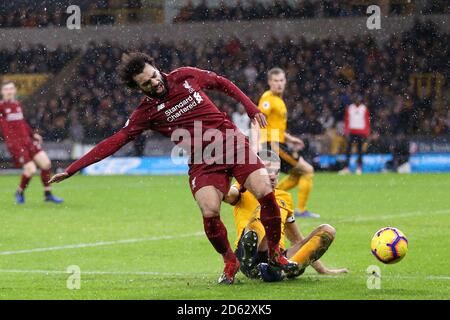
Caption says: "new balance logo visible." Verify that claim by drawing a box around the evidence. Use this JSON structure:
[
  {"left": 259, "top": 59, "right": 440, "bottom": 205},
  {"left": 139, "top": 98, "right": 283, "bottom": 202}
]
[
  {"left": 183, "top": 80, "right": 195, "bottom": 94},
  {"left": 157, "top": 103, "right": 166, "bottom": 111}
]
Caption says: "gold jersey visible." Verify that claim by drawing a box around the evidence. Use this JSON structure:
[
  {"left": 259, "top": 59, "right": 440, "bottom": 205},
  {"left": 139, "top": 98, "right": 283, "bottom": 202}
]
[
  {"left": 258, "top": 90, "right": 287, "bottom": 144},
  {"left": 233, "top": 184, "right": 294, "bottom": 250}
]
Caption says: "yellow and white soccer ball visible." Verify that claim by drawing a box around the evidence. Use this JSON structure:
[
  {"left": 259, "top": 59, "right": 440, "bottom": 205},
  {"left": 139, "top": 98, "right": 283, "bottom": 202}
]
[{"left": 371, "top": 227, "right": 408, "bottom": 264}]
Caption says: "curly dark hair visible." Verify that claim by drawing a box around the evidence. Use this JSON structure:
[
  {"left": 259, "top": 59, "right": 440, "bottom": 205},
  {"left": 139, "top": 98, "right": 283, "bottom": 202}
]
[{"left": 117, "top": 52, "right": 155, "bottom": 89}]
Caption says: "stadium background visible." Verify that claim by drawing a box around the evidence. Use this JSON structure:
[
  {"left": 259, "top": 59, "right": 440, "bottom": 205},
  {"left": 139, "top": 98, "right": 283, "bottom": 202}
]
[
  {"left": 0, "top": 0, "right": 449, "bottom": 301},
  {"left": 0, "top": 0, "right": 449, "bottom": 174}
]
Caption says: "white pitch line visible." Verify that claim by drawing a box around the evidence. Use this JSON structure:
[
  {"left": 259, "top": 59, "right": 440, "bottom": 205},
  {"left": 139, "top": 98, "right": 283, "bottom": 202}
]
[
  {"left": 0, "top": 269, "right": 207, "bottom": 277},
  {"left": 299, "top": 209, "right": 450, "bottom": 225},
  {"left": 0, "top": 269, "right": 448, "bottom": 281},
  {"left": 338, "top": 209, "right": 450, "bottom": 223},
  {"left": 1, "top": 209, "right": 449, "bottom": 256},
  {"left": 0, "top": 232, "right": 204, "bottom": 256}
]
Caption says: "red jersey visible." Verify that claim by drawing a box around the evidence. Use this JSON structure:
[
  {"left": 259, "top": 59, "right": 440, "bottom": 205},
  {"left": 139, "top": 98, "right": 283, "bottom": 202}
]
[
  {"left": 66, "top": 67, "right": 261, "bottom": 175},
  {"left": 0, "top": 100, "right": 34, "bottom": 147}
]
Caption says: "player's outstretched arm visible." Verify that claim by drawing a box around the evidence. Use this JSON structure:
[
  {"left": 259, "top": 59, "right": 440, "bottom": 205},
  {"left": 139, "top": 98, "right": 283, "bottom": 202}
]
[
  {"left": 49, "top": 172, "right": 70, "bottom": 184},
  {"left": 312, "top": 260, "right": 348, "bottom": 275},
  {"left": 214, "top": 76, "right": 267, "bottom": 127},
  {"left": 192, "top": 67, "right": 267, "bottom": 127},
  {"left": 49, "top": 129, "right": 133, "bottom": 184}
]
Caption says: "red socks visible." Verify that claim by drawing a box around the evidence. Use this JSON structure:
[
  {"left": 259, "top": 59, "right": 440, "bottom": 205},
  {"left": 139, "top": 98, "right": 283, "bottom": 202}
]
[
  {"left": 258, "top": 192, "right": 281, "bottom": 256},
  {"left": 18, "top": 174, "right": 32, "bottom": 192},
  {"left": 40, "top": 168, "right": 52, "bottom": 190},
  {"left": 18, "top": 169, "right": 52, "bottom": 193},
  {"left": 203, "top": 216, "right": 235, "bottom": 263},
  {"left": 202, "top": 195, "right": 280, "bottom": 264}
]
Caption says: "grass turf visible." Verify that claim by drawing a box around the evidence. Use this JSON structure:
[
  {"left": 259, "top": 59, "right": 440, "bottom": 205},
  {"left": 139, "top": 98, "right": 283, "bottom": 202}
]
[{"left": 0, "top": 173, "right": 449, "bottom": 299}]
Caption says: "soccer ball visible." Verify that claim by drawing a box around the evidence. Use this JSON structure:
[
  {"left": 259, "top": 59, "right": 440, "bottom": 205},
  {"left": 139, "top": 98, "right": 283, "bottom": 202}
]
[{"left": 371, "top": 227, "right": 408, "bottom": 264}]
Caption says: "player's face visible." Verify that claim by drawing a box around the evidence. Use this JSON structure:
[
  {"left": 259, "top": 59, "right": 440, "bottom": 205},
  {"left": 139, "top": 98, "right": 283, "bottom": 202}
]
[
  {"left": 1, "top": 83, "right": 17, "bottom": 101},
  {"left": 268, "top": 73, "right": 286, "bottom": 95},
  {"left": 263, "top": 160, "right": 281, "bottom": 189},
  {"left": 133, "top": 63, "right": 167, "bottom": 98}
]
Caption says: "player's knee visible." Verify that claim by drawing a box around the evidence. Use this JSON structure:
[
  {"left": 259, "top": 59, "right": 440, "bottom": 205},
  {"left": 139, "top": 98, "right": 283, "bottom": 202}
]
[
  {"left": 260, "top": 183, "right": 273, "bottom": 198},
  {"left": 291, "top": 166, "right": 302, "bottom": 175},
  {"left": 24, "top": 163, "right": 37, "bottom": 176},
  {"left": 41, "top": 161, "right": 51, "bottom": 170},
  {"left": 256, "top": 183, "right": 273, "bottom": 199},
  {"left": 250, "top": 177, "right": 273, "bottom": 199},
  {"left": 200, "top": 206, "right": 221, "bottom": 218},
  {"left": 301, "top": 164, "right": 314, "bottom": 175},
  {"left": 318, "top": 224, "right": 336, "bottom": 239}
]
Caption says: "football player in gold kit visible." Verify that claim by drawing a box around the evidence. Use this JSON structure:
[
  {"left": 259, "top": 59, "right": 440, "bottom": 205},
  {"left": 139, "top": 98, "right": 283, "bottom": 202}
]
[
  {"left": 257, "top": 68, "right": 319, "bottom": 218},
  {"left": 224, "top": 149, "right": 347, "bottom": 281}
]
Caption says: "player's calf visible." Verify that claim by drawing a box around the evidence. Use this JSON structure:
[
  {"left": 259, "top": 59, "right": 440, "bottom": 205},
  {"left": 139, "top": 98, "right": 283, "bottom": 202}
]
[
  {"left": 309, "top": 224, "right": 335, "bottom": 263},
  {"left": 23, "top": 161, "right": 37, "bottom": 178},
  {"left": 290, "top": 224, "right": 336, "bottom": 267},
  {"left": 16, "top": 162, "right": 36, "bottom": 204}
]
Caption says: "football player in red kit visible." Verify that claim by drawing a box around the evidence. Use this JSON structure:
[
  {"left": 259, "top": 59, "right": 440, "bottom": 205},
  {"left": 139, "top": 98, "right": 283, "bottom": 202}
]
[
  {"left": 49, "top": 52, "right": 298, "bottom": 284},
  {"left": 0, "top": 81, "right": 63, "bottom": 204}
]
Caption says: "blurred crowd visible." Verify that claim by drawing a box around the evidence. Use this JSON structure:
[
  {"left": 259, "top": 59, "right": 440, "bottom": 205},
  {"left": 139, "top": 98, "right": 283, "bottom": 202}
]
[
  {"left": 174, "top": 0, "right": 448, "bottom": 23},
  {"left": 423, "top": 0, "right": 450, "bottom": 15},
  {"left": 0, "top": 0, "right": 448, "bottom": 29},
  {"left": 4, "top": 21, "right": 449, "bottom": 155},
  {"left": 0, "top": 45, "right": 79, "bottom": 74},
  {"left": 0, "top": 0, "right": 142, "bottom": 28}
]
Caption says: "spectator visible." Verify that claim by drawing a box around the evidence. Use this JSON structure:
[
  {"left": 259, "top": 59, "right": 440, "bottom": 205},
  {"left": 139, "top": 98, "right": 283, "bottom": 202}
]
[
  {"left": 1, "top": 21, "right": 445, "bottom": 149},
  {"left": 339, "top": 94, "right": 371, "bottom": 175}
]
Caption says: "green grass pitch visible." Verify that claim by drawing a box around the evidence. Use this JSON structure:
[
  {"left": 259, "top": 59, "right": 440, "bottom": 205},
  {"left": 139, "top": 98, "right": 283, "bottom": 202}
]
[{"left": 0, "top": 173, "right": 449, "bottom": 299}]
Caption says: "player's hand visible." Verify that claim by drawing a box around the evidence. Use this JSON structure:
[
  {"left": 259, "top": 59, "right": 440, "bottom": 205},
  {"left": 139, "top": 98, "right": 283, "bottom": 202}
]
[
  {"left": 33, "top": 133, "right": 43, "bottom": 145},
  {"left": 49, "top": 172, "right": 70, "bottom": 184},
  {"left": 290, "top": 137, "right": 305, "bottom": 151},
  {"left": 252, "top": 112, "right": 267, "bottom": 128},
  {"left": 320, "top": 268, "right": 349, "bottom": 275}
]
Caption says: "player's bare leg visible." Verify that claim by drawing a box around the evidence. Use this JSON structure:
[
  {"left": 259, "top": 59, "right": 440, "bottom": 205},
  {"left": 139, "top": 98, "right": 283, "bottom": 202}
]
[
  {"left": 194, "top": 186, "right": 239, "bottom": 284},
  {"left": 243, "top": 168, "right": 297, "bottom": 272},
  {"left": 285, "top": 224, "right": 336, "bottom": 277},
  {"left": 33, "top": 151, "right": 64, "bottom": 204},
  {"left": 15, "top": 161, "right": 37, "bottom": 204}
]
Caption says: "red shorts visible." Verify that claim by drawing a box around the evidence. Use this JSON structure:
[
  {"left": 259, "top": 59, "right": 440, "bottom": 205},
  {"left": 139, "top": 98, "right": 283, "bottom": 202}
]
[
  {"left": 188, "top": 129, "right": 265, "bottom": 198},
  {"left": 7, "top": 140, "right": 42, "bottom": 168}
]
